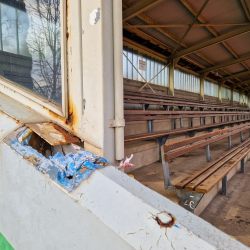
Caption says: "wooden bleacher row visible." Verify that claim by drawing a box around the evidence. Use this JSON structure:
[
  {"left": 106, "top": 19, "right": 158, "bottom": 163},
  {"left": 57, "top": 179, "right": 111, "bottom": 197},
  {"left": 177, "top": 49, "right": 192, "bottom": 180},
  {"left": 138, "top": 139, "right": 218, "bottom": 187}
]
[
  {"left": 124, "top": 89, "right": 250, "bottom": 111},
  {"left": 160, "top": 123, "right": 250, "bottom": 213}
]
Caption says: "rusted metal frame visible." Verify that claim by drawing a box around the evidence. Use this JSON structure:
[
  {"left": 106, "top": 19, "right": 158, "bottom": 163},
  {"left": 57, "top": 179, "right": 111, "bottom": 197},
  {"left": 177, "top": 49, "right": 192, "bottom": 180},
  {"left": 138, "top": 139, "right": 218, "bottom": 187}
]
[
  {"left": 124, "top": 118, "right": 250, "bottom": 142},
  {"left": 169, "top": 0, "right": 210, "bottom": 58},
  {"left": 164, "top": 125, "right": 250, "bottom": 161}
]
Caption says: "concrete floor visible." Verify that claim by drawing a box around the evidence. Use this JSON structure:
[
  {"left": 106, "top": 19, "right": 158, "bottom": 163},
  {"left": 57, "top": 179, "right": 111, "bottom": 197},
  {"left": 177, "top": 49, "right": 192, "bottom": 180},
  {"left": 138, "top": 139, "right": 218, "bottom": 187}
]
[{"left": 130, "top": 130, "right": 250, "bottom": 247}]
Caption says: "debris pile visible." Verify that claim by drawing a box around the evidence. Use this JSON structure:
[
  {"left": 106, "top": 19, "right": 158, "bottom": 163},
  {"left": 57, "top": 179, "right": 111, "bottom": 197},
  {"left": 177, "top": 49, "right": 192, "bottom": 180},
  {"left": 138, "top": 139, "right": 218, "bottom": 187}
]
[{"left": 9, "top": 127, "right": 110, "bottom": 191}]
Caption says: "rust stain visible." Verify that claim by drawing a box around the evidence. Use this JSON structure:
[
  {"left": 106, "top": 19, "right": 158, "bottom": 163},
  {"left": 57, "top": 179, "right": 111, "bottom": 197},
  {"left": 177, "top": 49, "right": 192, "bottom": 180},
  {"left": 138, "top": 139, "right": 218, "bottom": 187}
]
[
  {"left": 26, "top": 122, "right": 80, "bottom": 146},
  {"left": 155, "top": 213, "right": 176, "bottom": 228},
  {"left": 53, "top": 124, "right": 80, "bottom": 144}
]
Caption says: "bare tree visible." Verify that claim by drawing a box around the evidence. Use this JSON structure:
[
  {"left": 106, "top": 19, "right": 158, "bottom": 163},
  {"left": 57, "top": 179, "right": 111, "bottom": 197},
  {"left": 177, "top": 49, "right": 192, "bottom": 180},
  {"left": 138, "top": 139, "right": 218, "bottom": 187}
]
[{"left": 25, "top": 0, "right": 61, "bottom": 104}]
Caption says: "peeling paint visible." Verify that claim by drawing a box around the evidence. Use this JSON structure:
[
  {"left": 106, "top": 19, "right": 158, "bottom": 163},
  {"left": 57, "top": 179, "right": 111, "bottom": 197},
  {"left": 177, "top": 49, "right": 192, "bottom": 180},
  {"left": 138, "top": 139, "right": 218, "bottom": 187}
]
[
  {"left": 8, "top": 127, "right": 110, "bottom": 192},
  {"left": 89, "top": 8, "right": 101, "bottom": 25}
]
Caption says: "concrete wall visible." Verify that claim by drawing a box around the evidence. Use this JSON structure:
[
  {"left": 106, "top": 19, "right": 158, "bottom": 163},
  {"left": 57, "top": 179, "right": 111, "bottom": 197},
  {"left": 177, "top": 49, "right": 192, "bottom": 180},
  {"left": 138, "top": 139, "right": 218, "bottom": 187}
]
[{"left": 0, "top": 138, "right": 247, "bottom": 249}]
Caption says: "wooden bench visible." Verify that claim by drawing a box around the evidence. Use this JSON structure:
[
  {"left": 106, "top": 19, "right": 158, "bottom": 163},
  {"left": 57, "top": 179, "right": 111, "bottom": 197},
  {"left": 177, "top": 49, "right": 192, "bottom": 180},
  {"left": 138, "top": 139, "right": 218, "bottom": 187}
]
[
  {"left": 160, "top": 123, "right": 250, "bottom": 213},
  {"left": 124, "top": 89, "right": 250, "bottom": 111}
]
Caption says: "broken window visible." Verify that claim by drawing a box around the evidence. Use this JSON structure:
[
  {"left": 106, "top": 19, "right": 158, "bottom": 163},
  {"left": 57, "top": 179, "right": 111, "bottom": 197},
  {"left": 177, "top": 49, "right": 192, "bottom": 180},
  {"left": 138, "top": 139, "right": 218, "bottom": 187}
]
[{"left": 0, "top": 0, "right": 63, "bottom": 105}]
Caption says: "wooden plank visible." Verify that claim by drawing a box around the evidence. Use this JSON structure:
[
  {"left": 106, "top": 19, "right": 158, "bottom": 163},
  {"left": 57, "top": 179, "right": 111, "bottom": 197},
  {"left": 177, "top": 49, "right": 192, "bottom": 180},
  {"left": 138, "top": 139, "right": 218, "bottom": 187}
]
[
  {"left": 175, "top": 138, "right": 250, "bottom": 189},
  {"left": 185, "top": 142, "right": 250, "bottom": 191},
  {"left": 165, "top": 127, "right": 234, "bottom": 152},
  {"left": 124, "top": 118, "right": 250, "bottom": 142},
  {"left": 164, "top": 125, "right": 250, "bottom": 161},
  {"left": 124, "top": 110, "right": 249, "bottom": 115},
  {"left": 124, "top": 89, "right": 250, "bottom": 110},
  {"left": 195, "top": 147, "right": 250, "bottom": 193}
]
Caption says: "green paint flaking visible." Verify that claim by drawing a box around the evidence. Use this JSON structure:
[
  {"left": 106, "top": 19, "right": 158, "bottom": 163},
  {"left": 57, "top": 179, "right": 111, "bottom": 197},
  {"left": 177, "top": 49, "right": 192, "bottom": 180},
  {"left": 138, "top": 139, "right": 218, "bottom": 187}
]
[{"left": 0, "top": 233, "right": 14, "bottom": 250}]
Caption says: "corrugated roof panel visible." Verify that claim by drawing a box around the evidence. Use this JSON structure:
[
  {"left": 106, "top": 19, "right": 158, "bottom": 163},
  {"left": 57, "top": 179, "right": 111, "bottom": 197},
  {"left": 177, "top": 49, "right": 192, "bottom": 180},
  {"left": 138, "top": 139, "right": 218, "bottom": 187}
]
[
  {"left": 198, "top": 44, "right": 235, "bottom": 64},
  {"left": 224, "top": 33, "right": 250, "bottom": 59},
  {"left": 223, "top": 63, "right": 247, "bottom": 74}
]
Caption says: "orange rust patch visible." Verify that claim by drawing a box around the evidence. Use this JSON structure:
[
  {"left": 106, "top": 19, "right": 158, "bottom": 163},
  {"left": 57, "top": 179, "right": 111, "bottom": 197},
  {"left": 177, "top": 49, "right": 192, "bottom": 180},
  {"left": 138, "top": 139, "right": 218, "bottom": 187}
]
[
  {"left": 155, "top": 213, "right": 176, "bottom": 228},
  {"left": 53, "top": 124, "right": 80, "bottom": 144},
  {"left": 23, "top": 155, "right": 37, "bottom": 165}
]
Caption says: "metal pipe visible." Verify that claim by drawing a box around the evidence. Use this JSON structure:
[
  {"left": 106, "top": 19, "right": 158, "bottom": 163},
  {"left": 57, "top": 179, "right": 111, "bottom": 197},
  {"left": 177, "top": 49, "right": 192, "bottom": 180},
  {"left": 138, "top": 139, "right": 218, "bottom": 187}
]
[{"left": 113, "top": 0, "right": 124, "bottom": 161}]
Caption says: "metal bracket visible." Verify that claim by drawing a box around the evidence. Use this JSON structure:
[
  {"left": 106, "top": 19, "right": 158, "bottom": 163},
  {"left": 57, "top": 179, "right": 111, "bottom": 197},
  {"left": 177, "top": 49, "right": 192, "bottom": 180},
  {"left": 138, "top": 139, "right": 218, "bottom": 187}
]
[
  {"left": 219, "top": 125, "right": 226, "bottom": 130},
  {"left": 109, "top": 119, "right": 125, "bottom": 128},
  {"left": 180, "top": 118, "right": 183, "bottom": 129},
  {"left": 148, "top": 120, "right": 154, "bottom": 133},
  {"left": 240, "top": 132, "right": 244, "bottom": 142},
  {"left": 222, "top": 175, "right": 227, "bottom": 195},
  {"left": 207, "top": 127, "right": 214, "bottom": 133},
  {"left": 162, "top": 161, "right": 173, "bottom": 189},
  {"left": 156, "top": 135, "right": 169, "bottom": 163},
  {"left": 206, "top": 144, "right": 212, "bottom": 162},
  {"left": 176, "top": 189, "right": 204, "bottom": 213},
  {"left": 187, "top": 130, "right": 197, "bottom": 138},
  {"left": 143, "top": 104, "right": 150, "bottom": 111},
  {"left": 228, "top": 136, "right": 232, "bottom": 149},
  {"left": 163, "top": 105, "right": 169, "bottom": 111},
  {"left": 241, "top": 158, "right": 245, "bottom": 173}
]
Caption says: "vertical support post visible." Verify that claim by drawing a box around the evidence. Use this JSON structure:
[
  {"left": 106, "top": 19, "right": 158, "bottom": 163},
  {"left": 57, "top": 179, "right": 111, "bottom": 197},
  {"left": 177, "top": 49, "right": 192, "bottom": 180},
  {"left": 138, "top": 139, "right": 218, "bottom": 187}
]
[
  {"left": 231, "top": 87, "right": 234, "bottom": 106},
  {"left": 169, "top": 58, "right": 180, "bottom": 96},
  {"left": 222, "top": 175, "right": 227, "bottom": 195},
  {"left": 180, "top": 118, "right": 183, "bottom": 129},
  {"left": 148, "top": 120, "right": 154, "bottom": 133},
  {"left": 218, "top": 81, "right": 225, "bottom": 103},
  {"left": 241, "top": 158, "right": 245, "bottom": 173},
  {"left": 228, "top": 136, "right": 232, "bottom": 149},
  {"left": 203, "top": 117, "right": 206, "bottom": 125},
  {"left": 240, "top": 131, "right": 244, "bottom": 142},
  {"left": 200, "top": 117, "right": 203, "bottom": 125},
  {"left": 199, "top": 74, "right": 205, "bottom": 101},
  {"left": 206, "top": 144, "right": 212, "bottom": 162},
  {"left": 239, "top": 91, "right": 243, "bottom": 106},
  {"left": 213, "top": 116, "right": 216, "bottom": 123},
  {"left": 161, "top": 146, "right": 172, "bottom": 189},
  {"left": 174, "top": 119, "right": 177, "bottom": 129},
  {"left": 191, "top": 117, "right": 193, "bottom": 127}
]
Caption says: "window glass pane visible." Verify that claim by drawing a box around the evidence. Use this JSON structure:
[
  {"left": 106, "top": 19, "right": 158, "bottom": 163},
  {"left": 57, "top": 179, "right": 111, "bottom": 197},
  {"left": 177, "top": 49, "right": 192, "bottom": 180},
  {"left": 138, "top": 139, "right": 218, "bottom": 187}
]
[
  {"left": 1, "top": 3, "right": 17, "bottom": 54},
  {"left": 0, "top": 0, "right": 62, "bottom": 106}
]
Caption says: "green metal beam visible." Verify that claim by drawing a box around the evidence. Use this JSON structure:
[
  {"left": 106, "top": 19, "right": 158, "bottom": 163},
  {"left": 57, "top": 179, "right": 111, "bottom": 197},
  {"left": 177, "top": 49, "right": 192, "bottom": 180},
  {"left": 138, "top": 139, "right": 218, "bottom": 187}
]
[
  {"left": 241, "top": 0, "right": 250, "bottom": 22},
  {"left": 169, "top": 25, "right": 250, "bottom": 60},
  {"left": 234, "top": 79, "right": 250, "bottom": 86},
  {"left": 218, "top": 70, "right": 250, "bottom": 82},
  {"left": 198, "top": 54, "right": 250, "bottom": 74},
  {"left": 123, "top": 0, "right": 163, "bottom": 21}
]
